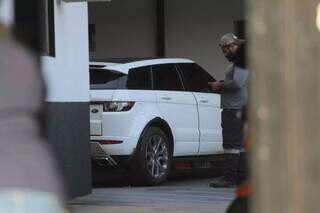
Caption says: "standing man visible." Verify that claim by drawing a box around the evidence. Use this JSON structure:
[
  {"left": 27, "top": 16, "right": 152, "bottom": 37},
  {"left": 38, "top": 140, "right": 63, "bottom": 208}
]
[{"left": 208, "top": 33, "right": 249, "bottom": 188}]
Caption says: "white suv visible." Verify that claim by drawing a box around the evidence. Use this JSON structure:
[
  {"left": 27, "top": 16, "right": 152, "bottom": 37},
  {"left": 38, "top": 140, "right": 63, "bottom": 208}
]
[{"left": 90, "top": 58, "right": 223, "bottom": 185}]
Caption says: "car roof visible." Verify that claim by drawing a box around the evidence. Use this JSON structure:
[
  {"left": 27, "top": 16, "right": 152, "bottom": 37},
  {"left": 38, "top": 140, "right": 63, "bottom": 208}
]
[{"left": 90, "top": 58, "right": 194, "bottom": 74}]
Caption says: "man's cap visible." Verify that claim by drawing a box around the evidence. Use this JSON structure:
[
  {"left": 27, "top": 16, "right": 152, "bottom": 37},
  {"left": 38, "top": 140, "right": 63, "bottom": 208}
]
[{"left": 219, "top": 33, "right": 245, "bottom": 47}]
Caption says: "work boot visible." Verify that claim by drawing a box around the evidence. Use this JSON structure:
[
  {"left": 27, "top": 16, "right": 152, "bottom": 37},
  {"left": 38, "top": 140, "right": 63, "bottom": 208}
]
[
  {"left": 209, "top": 177, "right": 236, "bottom": 188},
  {"left": 224, "top": 153, "right": 240, "bottom": 184},
  {"left": 209, "top": 153, "right": 240, "bottom": 188},
  {"left": 237, "top": 151, "right": 248, "bottom": 185}
]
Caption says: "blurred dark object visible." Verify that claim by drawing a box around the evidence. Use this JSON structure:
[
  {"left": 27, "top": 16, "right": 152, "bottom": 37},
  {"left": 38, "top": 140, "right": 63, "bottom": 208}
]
[
  {"left": 233, "top": 20, "right": 246, "bottom": 40},
  {"left": 14, "top": 0, "right": 41, "bottom": 53},
  {"left": 14, "top": 0, "right": 55, "bottom": 56},
  {"left": 226, "top": 197, "right": 249, "bottom": 213}
]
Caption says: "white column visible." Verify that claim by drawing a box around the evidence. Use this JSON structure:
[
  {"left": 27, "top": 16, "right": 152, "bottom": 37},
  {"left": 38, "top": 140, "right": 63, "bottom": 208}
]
[{"left": 0, "top": 0, "right": 14, "bottom": 27}]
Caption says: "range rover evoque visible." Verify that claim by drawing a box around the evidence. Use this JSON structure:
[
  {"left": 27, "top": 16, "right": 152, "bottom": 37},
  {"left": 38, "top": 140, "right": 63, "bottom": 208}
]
[{"left": 90, "top": 58, "right": 223, "bottom": 185}]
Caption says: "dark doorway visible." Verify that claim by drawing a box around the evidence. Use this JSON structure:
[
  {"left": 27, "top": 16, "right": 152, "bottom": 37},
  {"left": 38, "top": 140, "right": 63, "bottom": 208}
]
[{"left": 234, "top": 20, "right": 246, "bottom": 39}]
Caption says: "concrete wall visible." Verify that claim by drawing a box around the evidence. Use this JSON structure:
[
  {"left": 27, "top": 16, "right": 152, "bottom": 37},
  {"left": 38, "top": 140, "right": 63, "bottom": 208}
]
[
  {"left": 89, "top": 0, "right": 244, "bottom": 80},
  {"left": 165, "top": 0, "right": 245, "bottom": 80},
  {"left": 41, "top": 1, "right": 91, "bottom": 199},
  {"left": 88, "top": 0, "right": 157, "bottom": 59}
]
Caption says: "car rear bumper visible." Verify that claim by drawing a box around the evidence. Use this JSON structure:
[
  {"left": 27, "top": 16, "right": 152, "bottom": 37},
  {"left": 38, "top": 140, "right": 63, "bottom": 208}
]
[
  {"left": 91, "top": 142, "right": 134, "bottom": 167},
  {"left": 91, "top": 136, "right": 139, "bottom": 155}
]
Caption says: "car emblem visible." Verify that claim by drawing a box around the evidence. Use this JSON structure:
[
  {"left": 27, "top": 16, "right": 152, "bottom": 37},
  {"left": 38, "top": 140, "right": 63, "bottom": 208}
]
[{"left": 91, "top": 109, "right": 99, "bottom": 113}]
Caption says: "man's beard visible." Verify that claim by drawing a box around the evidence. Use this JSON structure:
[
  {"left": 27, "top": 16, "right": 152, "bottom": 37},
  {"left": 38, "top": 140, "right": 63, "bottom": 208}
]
[{"left": 225, "top": 52, "right": 236, "bottom": 62}]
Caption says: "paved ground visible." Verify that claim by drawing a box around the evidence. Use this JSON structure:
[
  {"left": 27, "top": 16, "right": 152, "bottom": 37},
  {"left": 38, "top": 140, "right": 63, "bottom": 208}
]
[{"left": 68, "top": 169, "right": 234, "bottom": 213}]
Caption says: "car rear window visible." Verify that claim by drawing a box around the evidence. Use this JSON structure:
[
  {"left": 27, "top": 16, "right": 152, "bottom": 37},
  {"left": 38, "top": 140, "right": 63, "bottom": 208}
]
[{"left": 90, "top": 69, "right": 127, "bottom": 89}]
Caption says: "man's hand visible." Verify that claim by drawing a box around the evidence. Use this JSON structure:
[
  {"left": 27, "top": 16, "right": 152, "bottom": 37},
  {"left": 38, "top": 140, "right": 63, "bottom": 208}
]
[{"left": 208, "top": 82, "right": 220, "bottom": 91}]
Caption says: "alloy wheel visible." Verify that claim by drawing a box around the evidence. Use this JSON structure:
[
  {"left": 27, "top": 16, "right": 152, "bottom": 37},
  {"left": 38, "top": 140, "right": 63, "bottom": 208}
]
[{"left": 145, "top": 135, "right": 169, "bottom": 179}]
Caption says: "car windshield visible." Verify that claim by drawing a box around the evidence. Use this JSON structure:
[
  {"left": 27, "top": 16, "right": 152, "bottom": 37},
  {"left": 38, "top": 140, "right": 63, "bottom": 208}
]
[{"left": 90, "top": 69, "right": 127, "bottom": 89}]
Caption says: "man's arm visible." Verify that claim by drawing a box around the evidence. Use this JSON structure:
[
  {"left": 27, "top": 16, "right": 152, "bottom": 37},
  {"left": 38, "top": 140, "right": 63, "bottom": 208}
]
[
  {"left": 208, "top": 80, "right": 238, "bottom": 93},
  {"left": 208, "top": 67, "right": 249, "bottom": 93},
  {"left": 219, "top": 79, "right": 241, "bottom": 92}
]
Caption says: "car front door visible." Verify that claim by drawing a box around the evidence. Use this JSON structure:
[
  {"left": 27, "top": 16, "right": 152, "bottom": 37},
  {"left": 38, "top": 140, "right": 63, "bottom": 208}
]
[
  {"left": 178, "top": 63, "right": 223, "bottom": 155},
  {"left": 152, "top": 64, "right": 199, "bottom": 156}
]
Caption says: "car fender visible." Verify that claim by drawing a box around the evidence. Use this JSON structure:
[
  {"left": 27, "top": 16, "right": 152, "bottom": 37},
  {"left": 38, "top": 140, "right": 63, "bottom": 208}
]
[{"left": 128, "top": 102, "right": 175, "bottom": 147}]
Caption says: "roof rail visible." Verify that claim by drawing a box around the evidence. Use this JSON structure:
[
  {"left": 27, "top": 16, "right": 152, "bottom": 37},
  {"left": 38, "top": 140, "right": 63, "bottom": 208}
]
[{"left": 90, "top": 57, "right": 162, "bottom": 64}]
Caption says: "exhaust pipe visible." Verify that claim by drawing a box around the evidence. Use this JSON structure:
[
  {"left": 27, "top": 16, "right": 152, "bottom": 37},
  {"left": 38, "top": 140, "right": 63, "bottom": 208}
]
[{"left": 91, "top": 142, "right": 118, "bottom": 167}]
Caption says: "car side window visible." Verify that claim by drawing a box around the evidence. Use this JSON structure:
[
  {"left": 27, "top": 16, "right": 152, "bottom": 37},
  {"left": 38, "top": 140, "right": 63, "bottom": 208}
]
[
  {"left": 152, "top": 64, "right": 184, "bottom": 91},
  {"left": 127, "top": 66, "right": 152, "bottom": 90},
  {"left": 178, "top": 63, "right": 216, "bottom": 93}
]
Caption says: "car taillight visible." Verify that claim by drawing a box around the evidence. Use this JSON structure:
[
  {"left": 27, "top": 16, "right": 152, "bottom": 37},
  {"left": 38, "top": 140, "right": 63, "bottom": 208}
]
[
  {"left": 103, "top": 101, "right": 135, "bottom": 112},
  {"left": 99, "top": 140, "right": 123, "bottom": 145}
]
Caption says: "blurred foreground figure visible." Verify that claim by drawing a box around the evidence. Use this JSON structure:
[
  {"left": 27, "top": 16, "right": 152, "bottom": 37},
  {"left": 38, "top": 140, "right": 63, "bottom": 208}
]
[{"left": 0, "top": 24, "right": 64, "bottom": 212}]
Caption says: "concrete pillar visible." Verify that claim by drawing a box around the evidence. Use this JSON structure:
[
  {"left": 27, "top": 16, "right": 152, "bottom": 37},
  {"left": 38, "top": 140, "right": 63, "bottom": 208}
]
[{"left": 248, "top": 0, "right": 320, "bottom": 212}]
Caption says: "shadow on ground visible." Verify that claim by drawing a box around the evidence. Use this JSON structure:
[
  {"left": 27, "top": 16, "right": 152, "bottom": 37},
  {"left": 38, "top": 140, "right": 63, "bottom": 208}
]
[{"left": 92, "top": 166, "right": 223, "bottom": 188}]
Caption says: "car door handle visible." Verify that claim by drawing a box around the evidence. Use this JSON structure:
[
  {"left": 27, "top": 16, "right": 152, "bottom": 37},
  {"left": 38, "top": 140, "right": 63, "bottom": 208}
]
[
  {"left": 200, "top": 100, "right": 209, "bottom": 103},
  {"left": 161, "top": 97, "right": 172, "bottom": 101}
]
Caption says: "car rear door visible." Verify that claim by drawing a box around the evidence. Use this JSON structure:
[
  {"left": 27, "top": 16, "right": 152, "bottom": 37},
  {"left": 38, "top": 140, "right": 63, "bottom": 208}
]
[
  {"left": 152, "top": 64, "right": 199, "bottom": 156},
  {"left": 178, "top": 63, "right": 223, "bottom": 155}
]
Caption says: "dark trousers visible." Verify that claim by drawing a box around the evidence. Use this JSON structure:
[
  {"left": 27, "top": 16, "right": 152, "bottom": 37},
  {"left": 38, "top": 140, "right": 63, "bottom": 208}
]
[
  {"left": 226, "top": 197, "right": 249, "bottom": 213},
  {"left": 222, "top": 109, "right": 244, "bottom": 150},
  {"left": 222, "top": 109, "right": 246, "bottom": 184}
]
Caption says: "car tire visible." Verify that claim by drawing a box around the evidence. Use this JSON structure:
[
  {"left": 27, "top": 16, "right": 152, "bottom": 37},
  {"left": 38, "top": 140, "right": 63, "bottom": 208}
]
[{"left": 129, "top": 127, "right": 172, "bottom": 186}]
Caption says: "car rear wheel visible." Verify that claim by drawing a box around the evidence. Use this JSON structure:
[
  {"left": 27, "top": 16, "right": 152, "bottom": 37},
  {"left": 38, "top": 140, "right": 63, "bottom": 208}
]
[{"left": 130, "top": 127, "right": 172, "bottom": 186}]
